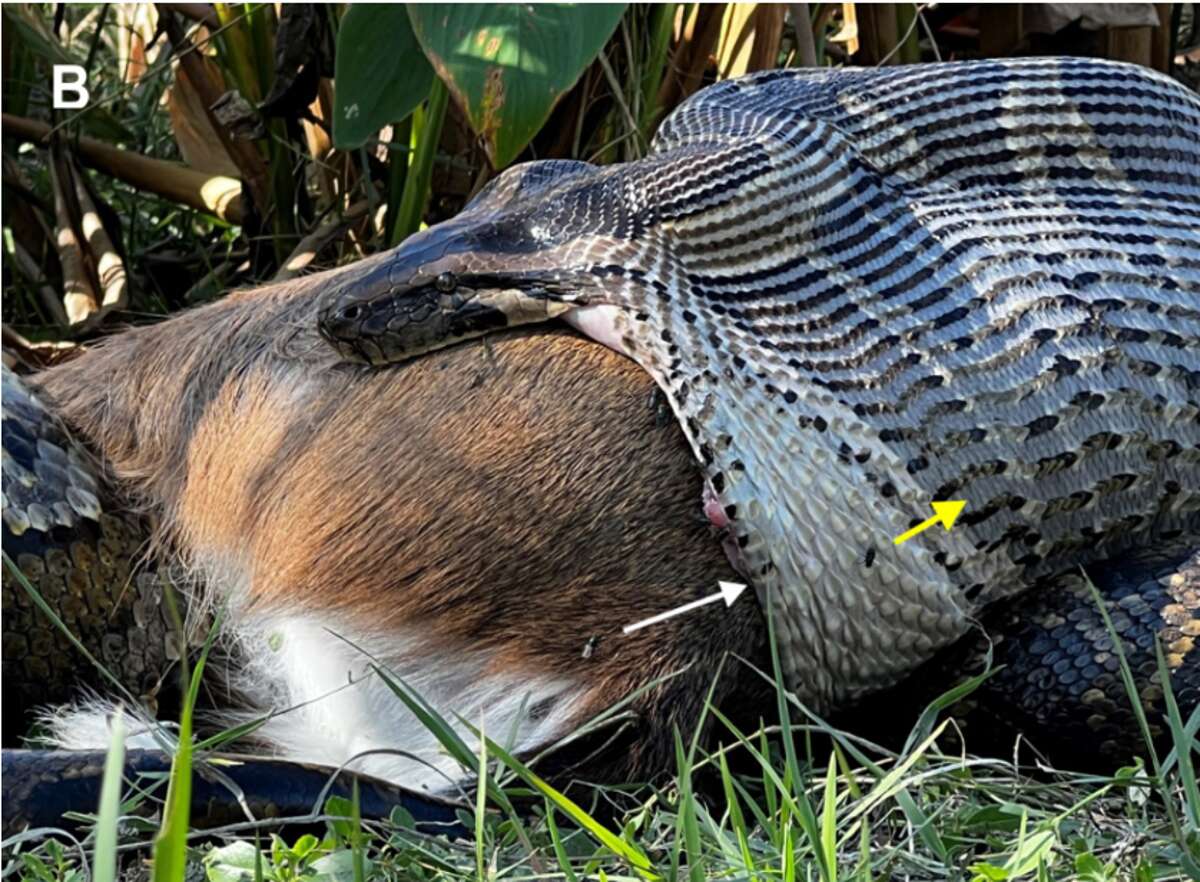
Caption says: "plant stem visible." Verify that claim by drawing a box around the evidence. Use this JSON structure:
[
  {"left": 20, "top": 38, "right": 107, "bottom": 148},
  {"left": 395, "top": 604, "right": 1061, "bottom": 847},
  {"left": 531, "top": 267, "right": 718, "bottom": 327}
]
[
  {"left": 384, "top": 117, "right": 413, "bottom": 247},
  {"left": 639, "top": 3, "right": 677, "bottom": 141},
  {"left": 895, "top": 3, "right": 921, "bottom": 64},
  {"left": 392, "top": 77, "right": 449, "bottom": 243}
]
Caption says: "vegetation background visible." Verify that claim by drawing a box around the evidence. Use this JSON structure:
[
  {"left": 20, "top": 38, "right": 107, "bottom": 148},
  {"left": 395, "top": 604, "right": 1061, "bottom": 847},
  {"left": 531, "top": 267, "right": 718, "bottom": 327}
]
[
  {"left": 2, "top": 3, "right": 1199, "bottom": 881},
  {"left": 3, "top": 3, "right": 1193, "bottom": 352}
]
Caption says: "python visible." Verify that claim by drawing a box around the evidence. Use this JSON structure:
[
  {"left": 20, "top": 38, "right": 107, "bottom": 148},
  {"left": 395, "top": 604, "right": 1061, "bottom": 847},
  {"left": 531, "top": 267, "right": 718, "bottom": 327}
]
[
  {"left": 4, "top": 58, "right": 1198, "bottom": 824},
  {"left": 4, "top": 266, "right": 1195, "bottom": 808}
]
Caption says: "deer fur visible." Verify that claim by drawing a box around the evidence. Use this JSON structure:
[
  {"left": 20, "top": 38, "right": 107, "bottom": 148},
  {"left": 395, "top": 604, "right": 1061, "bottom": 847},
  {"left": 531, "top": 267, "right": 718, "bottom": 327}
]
[{"left": 32, "top": 263, "right": 768, "bottom": 789}]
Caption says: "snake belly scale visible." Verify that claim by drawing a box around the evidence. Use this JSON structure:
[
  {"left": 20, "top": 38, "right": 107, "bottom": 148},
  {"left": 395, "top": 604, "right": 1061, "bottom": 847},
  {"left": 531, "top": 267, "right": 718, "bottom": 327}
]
[{"left": 318, "top": 58, "right": 1200, "bottom": 711}]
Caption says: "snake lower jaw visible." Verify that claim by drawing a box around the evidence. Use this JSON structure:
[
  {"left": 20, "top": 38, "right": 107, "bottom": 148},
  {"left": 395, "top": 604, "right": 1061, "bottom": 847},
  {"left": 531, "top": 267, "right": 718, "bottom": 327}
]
[
  {"left": 317, "top": 328, "right": 385, "bottom": 367},
  {"left": 327, "top": 340, "right": 374, "bottom": 366}
]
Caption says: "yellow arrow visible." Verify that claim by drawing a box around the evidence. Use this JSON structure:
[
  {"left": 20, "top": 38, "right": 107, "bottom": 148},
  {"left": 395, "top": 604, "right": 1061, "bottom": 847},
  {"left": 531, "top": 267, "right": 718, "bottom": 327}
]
[{"left": 892, "top": 500, "right": 967, "bottom": 545}]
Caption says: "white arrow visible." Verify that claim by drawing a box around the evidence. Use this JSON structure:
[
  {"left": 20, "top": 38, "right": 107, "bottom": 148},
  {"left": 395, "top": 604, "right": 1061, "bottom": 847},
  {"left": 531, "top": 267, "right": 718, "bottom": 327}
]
[{"left": 621, "top": 581, "right": 749, "bottom": 635}]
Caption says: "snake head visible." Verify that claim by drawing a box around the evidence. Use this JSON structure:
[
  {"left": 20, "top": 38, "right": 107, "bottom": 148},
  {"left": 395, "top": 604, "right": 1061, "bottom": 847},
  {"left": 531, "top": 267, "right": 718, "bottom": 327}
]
[
  {"left": 319, "top": 160, "right": 618, "bottom": 366},
  {"left": 319, "top": 268, "right": 577, "bottom": 366},
  {"left": 317, "top": 221, "right": 586, "bottom": 366}
]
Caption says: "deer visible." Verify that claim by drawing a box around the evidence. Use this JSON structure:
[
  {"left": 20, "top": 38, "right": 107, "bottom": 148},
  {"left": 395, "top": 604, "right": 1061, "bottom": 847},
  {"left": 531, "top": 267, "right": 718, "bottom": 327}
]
[
  {"left": 19, "top": 263, "right": 770, "bottom": 794},
  {"left": 10, "top": 259, "right": 1195, "bottom": 810}
]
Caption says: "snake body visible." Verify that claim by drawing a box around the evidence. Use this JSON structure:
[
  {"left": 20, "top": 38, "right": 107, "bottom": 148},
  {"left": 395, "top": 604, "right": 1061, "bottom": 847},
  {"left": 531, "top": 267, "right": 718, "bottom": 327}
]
[
  {"left": 1, "top": 366, "right": 187, "bottom": 738},
  {"left": 1, "top": 749, "right": 464, "bottom": 838},
  {"left": 319, "top": 58, "right": 1200, "bottom": 709}
]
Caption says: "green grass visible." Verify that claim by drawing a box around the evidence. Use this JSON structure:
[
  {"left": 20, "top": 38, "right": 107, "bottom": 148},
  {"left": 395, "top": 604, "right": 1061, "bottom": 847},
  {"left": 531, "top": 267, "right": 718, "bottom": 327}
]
[
  {"left": 3, "top": 563, "right": 1198, "bottom": 881},
  {"left": 5, "top": 676, "right": 1199, "bottom": 881}
]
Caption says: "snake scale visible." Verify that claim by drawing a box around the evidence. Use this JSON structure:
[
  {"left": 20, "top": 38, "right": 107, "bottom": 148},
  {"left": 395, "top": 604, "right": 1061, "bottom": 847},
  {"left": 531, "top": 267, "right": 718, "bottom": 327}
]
[
  {"left": 319, "top": 57, "right": 1200, "bottom": 710},
  {"left": 1, "top": 365, "right": 190, "bottom": 741}
]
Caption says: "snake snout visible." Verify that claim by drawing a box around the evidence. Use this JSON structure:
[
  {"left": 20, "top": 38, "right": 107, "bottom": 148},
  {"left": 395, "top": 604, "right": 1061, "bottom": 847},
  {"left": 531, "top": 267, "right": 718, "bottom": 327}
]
[
  {"left": 317, "top": 298, "right": 376, "bottom": 364},
  {"left": 319, "top": 285, "right": 465, "bottom": 366},
  {"left": 320, "top": 300, "right": 365, "bottom": 334}
]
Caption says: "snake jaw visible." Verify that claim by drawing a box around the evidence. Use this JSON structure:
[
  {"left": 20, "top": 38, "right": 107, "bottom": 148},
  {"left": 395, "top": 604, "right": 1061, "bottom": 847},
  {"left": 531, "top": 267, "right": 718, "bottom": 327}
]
[{"left": 318, "top": 274, "right": 581, "bottom": 367}]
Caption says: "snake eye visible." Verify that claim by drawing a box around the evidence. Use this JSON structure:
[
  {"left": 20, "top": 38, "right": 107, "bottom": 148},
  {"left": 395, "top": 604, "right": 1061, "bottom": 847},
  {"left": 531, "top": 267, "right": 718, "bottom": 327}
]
[{"left": 435, "top": 272, "right": 457, "bottom": 293}]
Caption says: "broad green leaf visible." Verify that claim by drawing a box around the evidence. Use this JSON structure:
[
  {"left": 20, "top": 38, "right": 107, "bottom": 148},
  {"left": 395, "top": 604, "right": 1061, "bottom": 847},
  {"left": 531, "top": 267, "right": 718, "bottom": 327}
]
[
  {"left": 1074, "top": 853, "right": 1112, "bottom": 882},
  {"left": 969, "top": 863, "right": 1009, "bottom": 882},
  {"left": 333, "top": 5, "right": 434, "bottom": 149},
  {"left": 290, "top": 834, "right": 320, "bottom": 859},
  {"left": 407, "top": 3, "right": 626, "bottom": 167}
]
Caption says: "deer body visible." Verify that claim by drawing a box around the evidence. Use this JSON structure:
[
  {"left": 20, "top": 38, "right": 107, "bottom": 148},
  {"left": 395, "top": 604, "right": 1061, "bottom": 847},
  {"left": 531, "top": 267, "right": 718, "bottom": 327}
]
[
  {"left": 32, "top": 270, "right": 766, "bottom": 789},
  {"left": 21, "top": 264, "right": 1198, "bottom": 787}
]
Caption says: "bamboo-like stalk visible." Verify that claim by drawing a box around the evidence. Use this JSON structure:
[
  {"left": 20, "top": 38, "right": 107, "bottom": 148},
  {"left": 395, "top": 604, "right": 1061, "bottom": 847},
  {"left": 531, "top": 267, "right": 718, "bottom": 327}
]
[
  {"left": 48, "top": 160, "right": 98, "bottom": 326},
  {"left": 790, "top": 4, "right": 819, "bottom": 67},
  {"left": 659, "top": 4, "right": 726, "bottom": 111},
  {"left": 3, "top": 113, "right": 244, "bottom": 223},
  {"left": 748, "top": 5, "right": 788, "bottom": 71},
  {"left": 718, "top": 4, "right": 759, "bottom": 78},
  {"left": 210, "top": 3, "right": 261, "bottom": 102},
  {"left": 857, "top": 3, "right": 900, "bottom": 64},
  {"left": 73, "top": 175, "right": 128, "bottom": 313},
  {"left": 894, "top": 4, "right": 921, "bottom": 64}
]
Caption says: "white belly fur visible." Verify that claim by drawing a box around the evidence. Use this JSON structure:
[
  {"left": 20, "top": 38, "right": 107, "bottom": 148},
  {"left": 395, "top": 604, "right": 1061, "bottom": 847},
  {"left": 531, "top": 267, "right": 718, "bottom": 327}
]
[{"left": 45, "top": 555, "right": 592, "bottom": 795}]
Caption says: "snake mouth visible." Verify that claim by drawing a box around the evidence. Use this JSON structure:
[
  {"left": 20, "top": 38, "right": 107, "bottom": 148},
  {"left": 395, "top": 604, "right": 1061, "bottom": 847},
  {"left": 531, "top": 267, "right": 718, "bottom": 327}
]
[
  {"left": 318, "top": 289, "right": 513, "bottom": 366},
  {"left": 319, "top": 271, "right": 581, "bottom": 367}
]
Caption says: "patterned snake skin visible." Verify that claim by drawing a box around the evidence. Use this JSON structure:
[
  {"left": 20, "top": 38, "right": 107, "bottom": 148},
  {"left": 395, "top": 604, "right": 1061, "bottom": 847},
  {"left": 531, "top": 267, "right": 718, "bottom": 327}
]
[
  {"left": 1, "top": 749, "right": 463, "bottom": 838},
  {"left": 865, "top": 544, "right": 1200, "bottom": 764},
  {"left": 318, "top": 58, "right": 1200, "bottom": 710},
  {"left": 1, "top": 366, "right": 190, "bottom": 740}
]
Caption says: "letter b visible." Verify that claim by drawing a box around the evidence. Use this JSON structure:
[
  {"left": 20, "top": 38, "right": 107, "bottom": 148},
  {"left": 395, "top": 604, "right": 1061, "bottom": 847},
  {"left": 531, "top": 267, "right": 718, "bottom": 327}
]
[{"left": 53, "top": 65, "right": 89, "bottom": 109}]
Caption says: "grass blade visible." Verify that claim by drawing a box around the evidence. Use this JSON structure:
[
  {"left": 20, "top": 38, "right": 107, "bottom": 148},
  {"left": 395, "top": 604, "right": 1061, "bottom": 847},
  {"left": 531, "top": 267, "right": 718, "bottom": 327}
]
[
  {"left": 674, "top": 728, "right": 704, "bottom": 882},
  {"left": 351, "top": 779, "right": 365, "bottom": 882},
  {"left": 475, "top": 723, "right": 488, "bottom": 882},
  {"left": 1156, "top": 640, "right": 1200, "bottom": 829},
  {"left": 820, "top": 752, "right": 838, "bottom": 881},
  {"left": 480, "top": 734, "right": 658, "bottom": 879},
  {"left": 719, "top": 752, "right": 757, "bottom": 879},
  {"left": 92, "top": 710, "right": 126, "bottom": 882},
  {"left": 152, "top": 611, "right": 220, "bottom": 882}
]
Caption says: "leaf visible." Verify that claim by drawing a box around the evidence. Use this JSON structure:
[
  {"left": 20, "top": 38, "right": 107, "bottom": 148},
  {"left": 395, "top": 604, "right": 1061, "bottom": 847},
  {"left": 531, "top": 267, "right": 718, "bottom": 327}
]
[
  {"left": 310, "top": 851, "right": 371, "bottom": 882},
  {"left": 166, "top": 56, "right": 241, "bottom": 178},
  {"left": 1074, "top": 852, "right": 1111, "bottom": 882},
  {"left": 970, "top": 863, "right": 1009, "bottom": 882},
  {"left": 325, "top": 795, "right": 355, "bottom": 841},
  {"left": 204, "top": 841, "right": 259, "bottom": 882},
  {"left": 290, "top": 834, "right": 320, "bottom": 859},
  {"left": 332, "top": 5, "right": 433, "bottom": 149},
  {"left": 408, "top": 3, "right": 627, "bottom": 167}
]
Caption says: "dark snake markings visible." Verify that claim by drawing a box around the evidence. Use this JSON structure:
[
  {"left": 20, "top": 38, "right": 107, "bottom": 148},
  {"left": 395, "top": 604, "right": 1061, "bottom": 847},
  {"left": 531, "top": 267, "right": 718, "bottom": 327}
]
[{"left": 318, "top": 58, "right": 1200, "bottom": 710}]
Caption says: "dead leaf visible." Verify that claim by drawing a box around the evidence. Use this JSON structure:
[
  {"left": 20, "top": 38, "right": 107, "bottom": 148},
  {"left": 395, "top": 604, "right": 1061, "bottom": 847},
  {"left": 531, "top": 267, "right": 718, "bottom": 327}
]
[{"left": 163, "top": 48, "right": 242, "bottom": 177}]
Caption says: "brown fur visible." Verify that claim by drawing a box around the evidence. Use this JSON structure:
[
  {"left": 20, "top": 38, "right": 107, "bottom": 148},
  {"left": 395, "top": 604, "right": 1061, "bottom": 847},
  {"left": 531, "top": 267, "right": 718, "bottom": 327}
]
[{"left": 33, "top": 268, "right": 768, "bottom": 781}]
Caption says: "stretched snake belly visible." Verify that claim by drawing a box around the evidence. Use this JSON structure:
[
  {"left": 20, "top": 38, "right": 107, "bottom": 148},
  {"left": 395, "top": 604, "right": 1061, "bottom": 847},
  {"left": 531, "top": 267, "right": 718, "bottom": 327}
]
[
  {"left": 320, "top": 58, "right": 1200, "bottom": 710},
  {"left": 623, "top": 59, "right": 1200, "bottom": 707}
]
